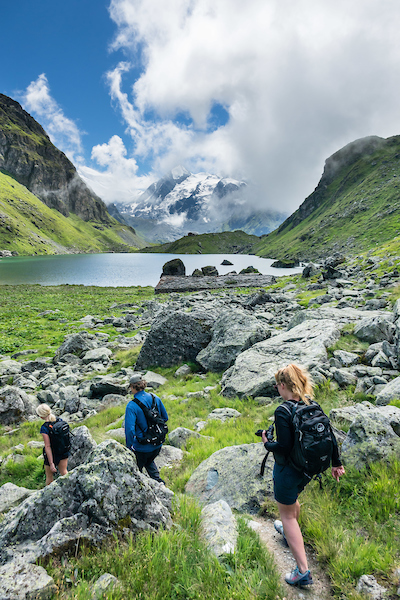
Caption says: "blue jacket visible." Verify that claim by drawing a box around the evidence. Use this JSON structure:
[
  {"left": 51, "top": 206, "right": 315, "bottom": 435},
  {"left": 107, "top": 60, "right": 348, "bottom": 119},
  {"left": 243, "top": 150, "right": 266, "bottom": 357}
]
[{"left": 125, "top": 390, "right": 168, "bottom": 453}]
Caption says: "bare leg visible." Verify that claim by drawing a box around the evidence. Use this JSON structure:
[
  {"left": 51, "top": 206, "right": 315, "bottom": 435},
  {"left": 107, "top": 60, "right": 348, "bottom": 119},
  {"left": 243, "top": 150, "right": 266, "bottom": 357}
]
[
  {"left": 58, "top": 458, "right": 68, "bottom": 476},
  {"left": 44, "top": 465, "right": 54, "bottom": 486},
  {"left": 277, "top": 500, "right": 308, "bottom": 573}
]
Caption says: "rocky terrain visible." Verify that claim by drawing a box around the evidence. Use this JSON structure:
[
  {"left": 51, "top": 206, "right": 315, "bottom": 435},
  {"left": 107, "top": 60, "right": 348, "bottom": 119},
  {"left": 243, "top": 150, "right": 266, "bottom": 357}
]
[{"left": 1, "top": 252, "right": 400, "bottom": 597}]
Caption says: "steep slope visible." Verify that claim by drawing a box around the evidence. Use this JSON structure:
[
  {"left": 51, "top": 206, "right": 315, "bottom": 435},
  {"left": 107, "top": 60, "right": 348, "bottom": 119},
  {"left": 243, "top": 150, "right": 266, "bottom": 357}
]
[
  {"left": 253, "top": 135, "right": 400, "bottom": 260},
  {"left": 115, "top": 167, "right": 286, "bottom": 241},
  {"left": 0, "top": 171, "right": 145, "bottom": 255},
  {"left": 0, "top": 94, "right": 109, "bottom": 222}
]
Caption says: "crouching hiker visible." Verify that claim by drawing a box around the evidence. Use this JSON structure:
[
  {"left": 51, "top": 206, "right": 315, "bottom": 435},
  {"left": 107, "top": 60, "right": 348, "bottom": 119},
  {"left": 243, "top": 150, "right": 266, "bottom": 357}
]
[
  {"left": 261, "top": 364, "right": 345, "bottom": 587},
  {"left": 125, "top": 375, "right": 168, "bottom": 484},
  {"left": 36, "top": 404, "right": 70, "bottom": 486}
]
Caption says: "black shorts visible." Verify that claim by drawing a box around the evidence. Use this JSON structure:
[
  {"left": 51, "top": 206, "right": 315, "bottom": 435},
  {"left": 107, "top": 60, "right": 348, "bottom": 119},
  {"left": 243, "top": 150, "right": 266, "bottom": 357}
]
[
  {"left": 273, "top": 463, "right": 310, "bottom": 505},
  {"left": 43, "top": 450, "right": 69, "bottom": 467}
]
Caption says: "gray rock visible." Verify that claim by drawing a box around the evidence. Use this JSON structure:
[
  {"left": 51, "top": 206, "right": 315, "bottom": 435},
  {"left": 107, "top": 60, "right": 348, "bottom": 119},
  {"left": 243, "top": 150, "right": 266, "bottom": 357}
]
[
  {"left": 207, "top": 408, "right": 242, "bottom": 422},
  {"left": 333, "top": 350, "right": 360, "bottom": 367},
  {"left": 0, "top": 386, "right": 36, "bottom": 425},
  {"left": 356, "top": 575, "right": 388, "bottom": 600},
  {"left": 154, "top": 445, "right": 184, "bottom": 470},
  {"left": 0, "top": 560, "right": 57, "bottom": 600},
  {"left": 196, "top": 309, "right": 271, "bottom": 372},
  {"left": 82, "top": 347, "right": 112, "bottom": 364},
  {"left": 105, "top": 427, "right": 125, "bottom": 442},
  {"left": 302, "top": 263, "right": 319, "bottom": 278},
  {"left": 91, "top": 573, "right": 122, "bottom": 599},
  {"left": 68, "top": 425, "right": 98, "bottom": 470},
  {"left": 202, "top": 265, "right": 219, "bottom": 276},
  {"left": 54, "top": 331, "right": 99, "bottom": 363},
  {"left": 0, "top": 483, "right": 36, "bottom": 513},
  {"left": 201, "top": 500, "right": 237, "bottom": 557},
  {"left": 58, "top": 386, "right": 80, "bottom": 414},
  {"left": 371, "top": 351, "right": 392, "bottom": 369},
  {"left": 185, "top": 443, "right": 272, "bottom": 513},
  {"left": 89, "top": 376, "right": 128, "bottom": 399},
  {"left": 354, "top": 315, "right": 395, "bottom": 344},
  {"left": 0, "top": 440, "right": 173, "bottom": 565},
  {"left": 341, "top": 403, "right": 400, "bottom": 468},
  {"left": 168, "top": 427, "right": 201, "bottom": 449},
  {"left": 287, "top": 307, "right": 389, "bottom": 330},
  {"left": 97, "top": 393, "right": 126, "bottom": 411},
  {"left": 143, "top": 371, "right": 168, "bottom": 389},
  {"left": 375, "top": 376, "right": 400, "bottom": 406},
  {"left": 332, "top": 369, "right": 358, "bottom": 387},
  {"left": 221, "top": 319, "right": 340, "bottom": 398},
  {"left": 136, "top": 309, "right": 215, "bottom": 369},
  {"left": 162, "top": 258, "right": 186, "bottom": 277},
  {"left": 0, "top": 359, "right": 22, "bottom": 376},
  {"left": 174, "top": 364, "right": 192, "bottom": 377}
]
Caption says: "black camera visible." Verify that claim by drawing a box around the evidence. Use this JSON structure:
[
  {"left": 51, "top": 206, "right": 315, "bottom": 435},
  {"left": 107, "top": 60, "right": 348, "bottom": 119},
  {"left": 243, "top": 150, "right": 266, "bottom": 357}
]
[{"left": 255, "top": 424, "right": 274, "bottom": 442}]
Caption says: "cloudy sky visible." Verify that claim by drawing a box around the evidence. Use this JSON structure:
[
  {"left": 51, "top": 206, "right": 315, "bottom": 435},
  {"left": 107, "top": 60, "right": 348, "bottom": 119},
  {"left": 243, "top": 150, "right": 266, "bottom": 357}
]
[{"left": 2, "top": 0, "right": 400, "bottom": 212}]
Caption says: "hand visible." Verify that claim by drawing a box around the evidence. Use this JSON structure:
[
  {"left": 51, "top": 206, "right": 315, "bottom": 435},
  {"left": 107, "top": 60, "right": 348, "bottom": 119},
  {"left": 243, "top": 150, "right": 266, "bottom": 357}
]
[
  {"left": 332, "top": 465, "right": 345, "bottom": 482},
  {"left": 261, "top": 430, "right": 267, "bottom": 444},
  {"left": 50, "top": 462, "right": 57, "bottom": 474}
]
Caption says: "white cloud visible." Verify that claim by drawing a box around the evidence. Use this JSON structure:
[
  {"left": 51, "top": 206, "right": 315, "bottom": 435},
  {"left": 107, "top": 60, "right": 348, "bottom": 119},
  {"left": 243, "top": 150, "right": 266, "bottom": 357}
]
[
  {"left": 22, "top": 74, "right": 85, "bottom": 165},
  {"left": 107, "top": 0, "right": 400, "bottom": 211},
  {"left": 78, "top": 135, "right": 153, "bottom": 203}
]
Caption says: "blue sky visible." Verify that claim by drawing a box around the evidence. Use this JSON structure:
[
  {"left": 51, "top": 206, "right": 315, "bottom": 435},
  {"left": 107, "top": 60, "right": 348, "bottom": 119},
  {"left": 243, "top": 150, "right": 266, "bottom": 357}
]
[{"left": 2, "top": 0, "right": 400, "bottom": 210}]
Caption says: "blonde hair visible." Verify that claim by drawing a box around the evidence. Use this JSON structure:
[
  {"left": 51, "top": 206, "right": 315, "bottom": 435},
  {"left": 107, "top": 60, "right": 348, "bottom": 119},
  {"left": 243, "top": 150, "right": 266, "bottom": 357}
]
[
  {"left": 36, "top": 404, "right": 57, "bottom": 422},
  {"left": 274, "top": 364, "right": 314, "bottom": 404}
]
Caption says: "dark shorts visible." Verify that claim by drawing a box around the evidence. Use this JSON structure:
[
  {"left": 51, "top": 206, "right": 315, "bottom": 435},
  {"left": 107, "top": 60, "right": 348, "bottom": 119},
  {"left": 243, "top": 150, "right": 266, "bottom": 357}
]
[
  {"left": 273, "top": 463, "right": 310, "bottom": 505},
  {"left": 43, "top": 451, "right": 69, "bottom": 467}
]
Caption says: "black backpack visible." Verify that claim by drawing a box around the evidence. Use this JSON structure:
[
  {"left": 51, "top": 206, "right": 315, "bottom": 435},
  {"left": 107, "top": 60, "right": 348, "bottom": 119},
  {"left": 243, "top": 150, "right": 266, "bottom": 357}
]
[
  {"left": 132, "top": 393, "right": 168, "bottom": 446},
  {"left": 282, "top": 400, "right": 334, "bottom": 478},
  {"left": 48, "top": 418, "right": 71, "bottom": 455}
]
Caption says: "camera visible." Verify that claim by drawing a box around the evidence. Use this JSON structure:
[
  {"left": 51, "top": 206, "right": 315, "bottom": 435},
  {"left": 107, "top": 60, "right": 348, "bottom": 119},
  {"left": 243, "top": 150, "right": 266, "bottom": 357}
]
[{"left": 255, "top": 424, "right": 274, "bottom": 442}]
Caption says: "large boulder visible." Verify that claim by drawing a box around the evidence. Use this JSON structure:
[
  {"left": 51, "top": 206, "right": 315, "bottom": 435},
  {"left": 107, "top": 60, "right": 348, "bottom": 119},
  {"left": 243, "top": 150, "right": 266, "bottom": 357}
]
[
  {"left": 221, "top": 319, "right": 340, "bottom": 398},
  {"left": 162, "top": 258, "right": 186, "bottom": 277},
  {"left": 68, "top": 425, "right": 98, "bottom": 470},
  {"left": 0, "top": 386, "right": 36, "bottom": 425},
  {"left": 53, "top": 332, "right": 99, "bottom": 363},
  {"left": 89, "top": 375, "right": 128, "bottom": 399},
  {"left": 287, "top": 307, "right": 389, "bottom": 330},
  {"left": 353, "top": 315, "right": 395, "bottom": 344},
  {"left": 375, "top": 376, "right": 400, "bottom": 406},
  {"left": 338, "top": 403, "right": 400, "bottom": 469},
  {"left": 185, "top": 443, "right": 272, "bottom": 513},
  {"left": 0, "top": 561, "right": 57, "bottom": 600},
  {"left": 0, "top": 359, "right": 22, "bottom": 376},
  {"left": 0, "top": 440, "right": 173, "bottom": 565},
  {"left": 0, "top": 483, "right": 36, "bottom": 514},
  {"left": 196, "top": 309, "right": 271, "bottom": 372},
  {"left": 136, "top": 309, "right": 215, "bottom": 369}
]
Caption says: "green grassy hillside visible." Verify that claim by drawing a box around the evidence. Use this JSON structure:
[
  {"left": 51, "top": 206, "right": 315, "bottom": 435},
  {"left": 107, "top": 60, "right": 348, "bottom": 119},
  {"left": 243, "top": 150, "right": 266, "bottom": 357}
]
[
  {"left": 141, "top": 230, "right": 259, "bottom": 254},
  {"left": 0, "top": 171, "right": 146, "bottom": 254},
  {"left": 253, "top": 135, "right": 400, "bottom": 261}
]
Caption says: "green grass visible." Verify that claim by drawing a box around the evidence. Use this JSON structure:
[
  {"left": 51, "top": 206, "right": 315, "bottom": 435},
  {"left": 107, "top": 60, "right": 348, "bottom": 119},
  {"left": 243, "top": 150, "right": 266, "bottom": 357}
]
[
  {"left": 141, "top": 230, "right": 259, "bottom": 254},
  {"left": 44, "top": 497, "right": 284, "bottom": 600}
]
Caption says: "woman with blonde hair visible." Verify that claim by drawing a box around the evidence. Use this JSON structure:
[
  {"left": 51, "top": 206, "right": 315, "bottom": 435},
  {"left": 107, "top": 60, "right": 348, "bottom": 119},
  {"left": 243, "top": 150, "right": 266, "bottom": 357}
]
[
  {"left": 36, "top": 404, "right": 69, "bottom": 485},
  {"left": 262, "top": 363, "right": 345, "bottom": 587}
]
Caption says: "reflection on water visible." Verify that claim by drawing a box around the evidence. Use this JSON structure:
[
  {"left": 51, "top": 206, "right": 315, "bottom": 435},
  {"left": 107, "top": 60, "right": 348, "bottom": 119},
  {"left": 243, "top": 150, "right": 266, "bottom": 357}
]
[{"left": 0, "top": 253, "right": 303, "bottom": 287}]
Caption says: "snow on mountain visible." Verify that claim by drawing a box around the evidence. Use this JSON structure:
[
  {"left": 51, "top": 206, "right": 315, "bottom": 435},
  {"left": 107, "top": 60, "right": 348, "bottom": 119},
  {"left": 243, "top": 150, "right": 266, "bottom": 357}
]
[{"left": 114, "top": 168, "right": 286, "bottom": 243}]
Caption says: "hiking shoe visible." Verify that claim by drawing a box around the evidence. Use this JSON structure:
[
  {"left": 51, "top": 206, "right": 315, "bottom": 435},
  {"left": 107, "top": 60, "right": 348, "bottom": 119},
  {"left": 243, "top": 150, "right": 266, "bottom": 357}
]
[
  {"left": 274, "top": 519, "right": 288, "bottom": 546},
  {"left": 285, "top": 567, "right": 313, "bottom": 587}
]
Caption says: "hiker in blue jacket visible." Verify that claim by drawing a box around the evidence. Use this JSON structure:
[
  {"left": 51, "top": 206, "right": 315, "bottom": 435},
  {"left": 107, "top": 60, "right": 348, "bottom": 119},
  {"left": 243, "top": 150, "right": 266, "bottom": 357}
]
[{"left": 125, "top": 374, "right": 168, "bottom": 484}]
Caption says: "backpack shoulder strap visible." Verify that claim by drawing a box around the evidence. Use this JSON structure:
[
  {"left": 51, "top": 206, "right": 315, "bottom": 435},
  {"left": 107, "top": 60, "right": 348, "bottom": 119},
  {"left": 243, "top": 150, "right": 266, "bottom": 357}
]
[{"left": 132, "top": 396, "right": 147, "bottom": 412}]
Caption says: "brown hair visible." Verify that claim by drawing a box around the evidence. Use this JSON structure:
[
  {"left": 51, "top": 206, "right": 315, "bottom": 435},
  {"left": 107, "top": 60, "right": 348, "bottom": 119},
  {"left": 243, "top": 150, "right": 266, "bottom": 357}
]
[
  {"left": 274, "top": 364, "right": 314, "bottom": 404},
  {"left": 132, "top": 379, "right": 147, "bottom": 392}
]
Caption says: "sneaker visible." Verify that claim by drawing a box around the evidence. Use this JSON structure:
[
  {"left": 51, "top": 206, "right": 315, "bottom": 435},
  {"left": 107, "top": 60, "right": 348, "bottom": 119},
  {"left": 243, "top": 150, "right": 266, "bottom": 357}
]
[
  {"left": 285, "top": 566, "right": 314, "bottom": 587},
  {"left": 274, "top": 519, "right": 288, "bottom": 547}
]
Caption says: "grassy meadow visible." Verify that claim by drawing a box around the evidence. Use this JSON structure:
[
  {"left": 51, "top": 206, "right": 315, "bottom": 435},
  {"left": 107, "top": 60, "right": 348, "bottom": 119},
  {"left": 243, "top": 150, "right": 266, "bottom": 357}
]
[{"left": 0, "top": 278, "right": 400, "bottom": 599}]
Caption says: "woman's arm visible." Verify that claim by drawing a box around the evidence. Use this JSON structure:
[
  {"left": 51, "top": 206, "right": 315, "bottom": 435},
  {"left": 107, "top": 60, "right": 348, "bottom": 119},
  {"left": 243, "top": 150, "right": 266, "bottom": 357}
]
[{"left": 42, "top": 433, "right": 56, "bottom": 473}]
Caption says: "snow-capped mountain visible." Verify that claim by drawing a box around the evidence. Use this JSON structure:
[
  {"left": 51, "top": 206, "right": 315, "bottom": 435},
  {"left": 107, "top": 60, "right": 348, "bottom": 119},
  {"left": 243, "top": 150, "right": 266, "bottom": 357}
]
[{"left": 113, "top": 167, "right": 287, "bottom": 243}]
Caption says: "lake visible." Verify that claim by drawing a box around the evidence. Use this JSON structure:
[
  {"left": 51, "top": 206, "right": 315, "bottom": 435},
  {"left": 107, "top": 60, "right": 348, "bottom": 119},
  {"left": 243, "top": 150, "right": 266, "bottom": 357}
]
[{"left": 0, "top": 253, "right": 303, "bottom": 287}]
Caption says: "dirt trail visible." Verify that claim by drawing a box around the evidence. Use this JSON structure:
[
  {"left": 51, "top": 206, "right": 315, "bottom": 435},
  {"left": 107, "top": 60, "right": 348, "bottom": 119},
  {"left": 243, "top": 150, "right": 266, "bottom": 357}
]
[{"left": 248, "top": 515, "right": 332, "bottom": 600}]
